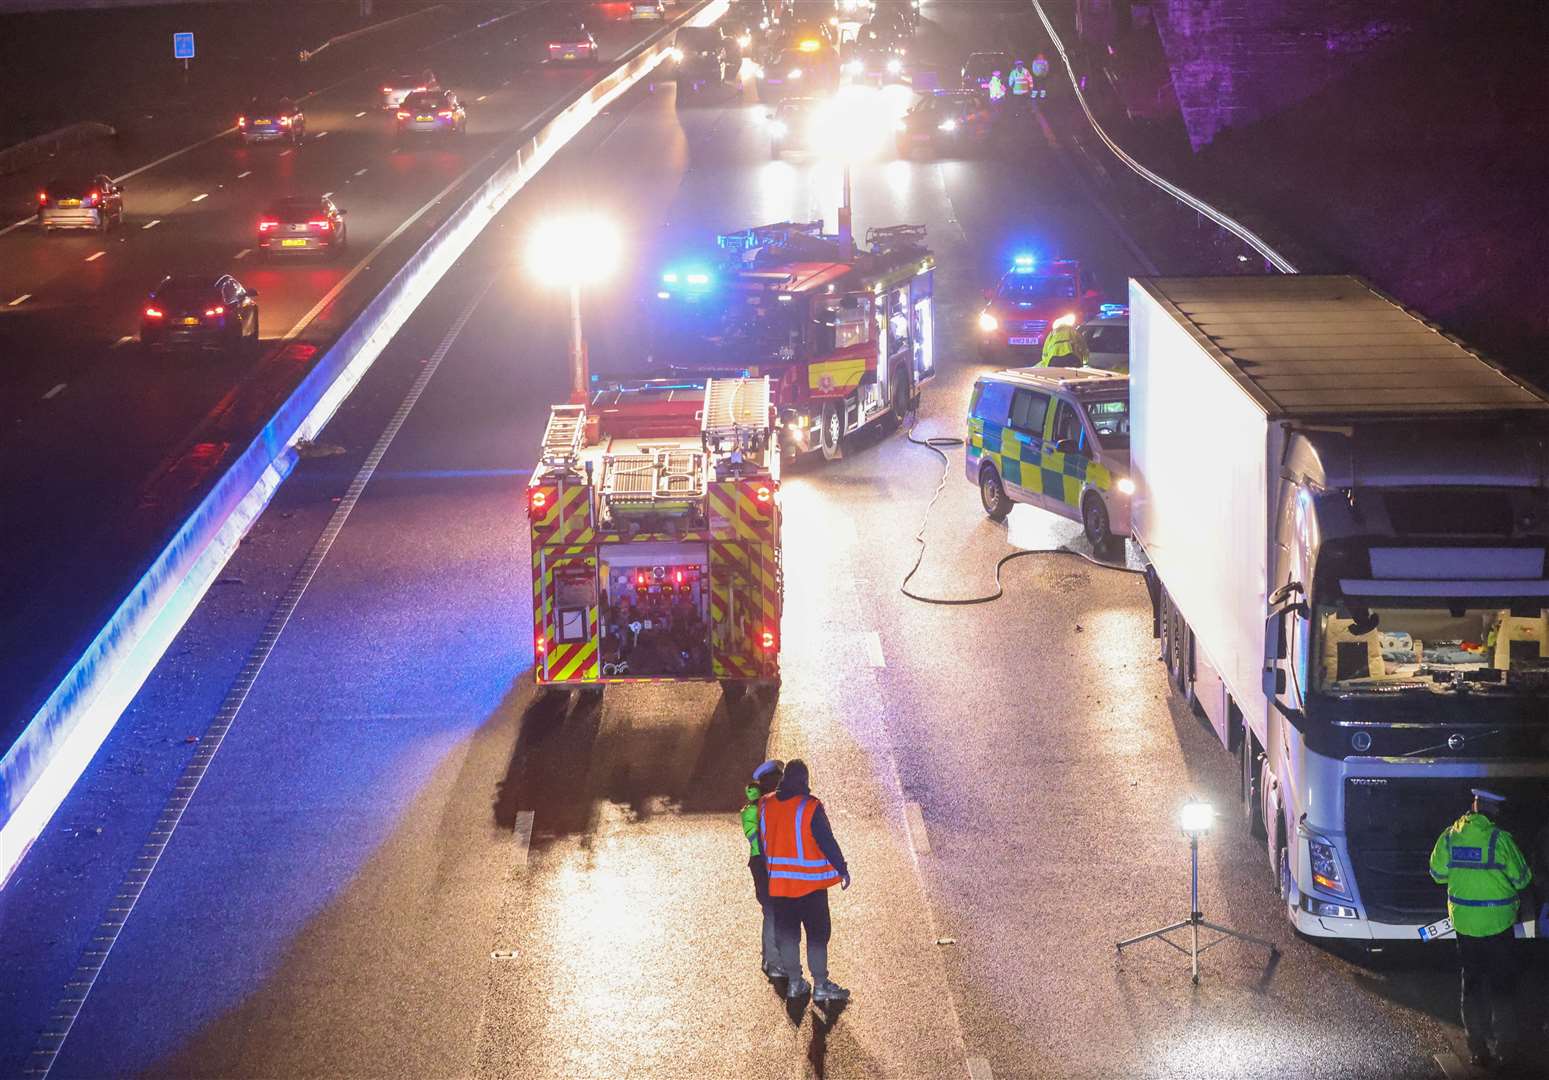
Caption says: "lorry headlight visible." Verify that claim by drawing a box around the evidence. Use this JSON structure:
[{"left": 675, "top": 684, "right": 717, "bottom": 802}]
[
  {"left": 887, "top": 57, "right": 902, "bottom": 75},
  {"left": 1303, "top": 897, "right": 1358, "bottom": 919},
  {"left": 1116, "top": 476, "right": 1135, "bottom": 495},
  {"left": 977, "top": 311, "right": 998, "bottom": 332},
  {"left": 1308, "top": 839, "right": 1350, "bottom": 898}
]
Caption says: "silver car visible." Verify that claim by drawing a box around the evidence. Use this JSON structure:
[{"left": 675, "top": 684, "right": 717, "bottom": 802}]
[{"left": 38, "top": 174, "right": 124, "bottom": 232}]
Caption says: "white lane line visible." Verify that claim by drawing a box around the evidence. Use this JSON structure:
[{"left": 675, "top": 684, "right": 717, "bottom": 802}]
[
  {"left": 142, "top": 218, "right": 161, "bottom": 229},
  {"left": 862, "top": 630, "right": 885, "bottom": 668},
  {"left": 353, "top": 167, "right": 368, "bottom": 177},
  {"left": 322, "top": 191, "right": 334, "bottom": 199},
  {"left": 477, "top": 94, "right": 488, "bottom": 102},
  {"left": 1434, "top": 1054, "right": 1468, "bottom": 1080},
  {"left": 85, "top": 251, "right": 106, "bottom": 263},
  {"left": 115, "top": 335, "right": 134, "bottom": 347},
  {"left": 513, "top": 810, "right": 534, "bottom": 869},
  {"left": 190, "top": 193, "right": 209, "bottom": 203},
  {"left": 236, "top": 170, "right": 252, "bottom": 179},
  {"left": 314, "top": 130, "right": 329, "bottom": 139},
  {"left": 354, "top": 110, "right": 367, "bottom": 118},
  {"left": 501, "top": 79, "right": 510, "bottom": 86},
  {"left": 967, "top": 1057, "right": 994, "bottom": 1080},
  {"left": 280, "top": 149, "right": 292, "bottom": 157},
  {"left": 43, "top": 383, "right": 67, "bottom": 400},
  {"left": 904, "top": 802, "right": 931, "bottom": 855},
  {"left": 8, "top": 293, "right": 31, "bottom": 306},
  {"left": 233, "top": 249, "right": 250, "bottom": 261}
]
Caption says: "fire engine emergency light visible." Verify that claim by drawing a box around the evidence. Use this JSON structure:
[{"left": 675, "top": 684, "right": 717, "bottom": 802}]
[{"left": 1013, "top": 254, "right": 1035, "bottom": 270}]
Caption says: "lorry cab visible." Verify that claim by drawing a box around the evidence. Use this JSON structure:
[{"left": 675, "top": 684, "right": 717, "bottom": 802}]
[{"left": 966, "top": 367, "right": 1132, "bottom": 554}]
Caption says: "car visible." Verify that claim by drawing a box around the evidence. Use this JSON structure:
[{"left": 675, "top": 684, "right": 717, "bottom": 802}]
[
  {"left": 546, "top": 17, "right": 598, "bottom": 62},
  {"left": 757, "top": 39, "right": 839, "bottom": 102},
  {"left": 894, "top": 90, "right": 992, "bottom": 156},
  {"left": 380, "top": 70, "right": 438, "bottom": 110},
  {"left": 961, "top": 51, "right": 1013, "bottom": 91},
  {"left": 395, "top": 89, "right": 467, "bottom": 138},
  {"left": 257, "top": 195, "right": 348, "bottom": 258},
  {"left": 238, "top": 97, "right": 305, "bottom": 145},
  {"left": 37, "top": 174, "right": 124, "bottom": 232},
  {"left": 975, "top": 256, "right": 1103, "bottom": 360},
  {"left": 843, "top": 35, "right": 907, "bottom": 84},
  {"left": 672, "top": 26, "right": 734, "bottom": 92},
  {"left": 1079, "top": 306, "right": 1129, "bottom": 372},
  {"left": 141, "top": 274, "right": 259, "bottom": 355},
  {"left": 767, "top": 97, "right": 822, "bottom": 156},
  {"left": 630, "top": 0, "right": 665, "bottom": 19},
  {"left": 965, "top": 366, "right": 1133, "bottom": 556}
]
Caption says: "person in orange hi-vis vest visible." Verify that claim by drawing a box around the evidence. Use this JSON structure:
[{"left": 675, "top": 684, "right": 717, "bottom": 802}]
[{"left": 758, "top": 759, "right": 852, "bottom": 1004}]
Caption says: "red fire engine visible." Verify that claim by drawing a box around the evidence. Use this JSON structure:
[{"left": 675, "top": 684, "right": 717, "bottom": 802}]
[
  {"left": 651, "top": 220, "right": 936, "bottom": 460},
  {"left": 526, "top": 376, "right": 781, "bottom": 703}
]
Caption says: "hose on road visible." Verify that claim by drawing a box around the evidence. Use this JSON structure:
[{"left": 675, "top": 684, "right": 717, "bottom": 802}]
[{"left": 898, "top": 415, "right": 1144, "bottom": 607}]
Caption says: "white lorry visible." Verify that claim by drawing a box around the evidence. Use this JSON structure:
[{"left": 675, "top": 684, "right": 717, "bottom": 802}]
[{"left": 1130, "top": 274, "right": 1549, "bottom": 940}]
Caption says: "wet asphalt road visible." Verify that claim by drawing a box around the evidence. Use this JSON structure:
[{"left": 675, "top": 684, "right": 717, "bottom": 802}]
[{"left": 0, "top": 2, "right": 1527, "bottom": 1078}]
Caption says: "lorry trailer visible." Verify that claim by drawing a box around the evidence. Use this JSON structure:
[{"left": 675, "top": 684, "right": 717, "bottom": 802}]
[{"left": 1129, "top": 274, "right": 1549, "bottom": 940}]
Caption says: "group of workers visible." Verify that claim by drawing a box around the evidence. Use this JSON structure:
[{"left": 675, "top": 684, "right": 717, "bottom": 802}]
[
  {"left": 732, "top": 768, "right": 1546, "bottom": 1061},
  {"left": 986, "top": 53, "right": 1051, "bottom": 105}
]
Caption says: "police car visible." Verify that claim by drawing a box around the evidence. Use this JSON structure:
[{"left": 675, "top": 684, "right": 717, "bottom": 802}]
[{"left": 966, "top": 367, "right": 1132, "bottom": 555}]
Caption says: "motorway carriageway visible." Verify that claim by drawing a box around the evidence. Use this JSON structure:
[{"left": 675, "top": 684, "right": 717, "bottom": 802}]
[
  {"left": 0, "top": 2, "right": 676, "bottom": 748},
  {"left": 0, "top": 2, "right": 1491, "bottom": 1077}
]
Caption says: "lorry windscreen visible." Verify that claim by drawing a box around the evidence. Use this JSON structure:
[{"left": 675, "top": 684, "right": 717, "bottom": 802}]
[
  {"left": 1314, "top": 601, "right": 1549, "bottom": 699},
  {"left": 650, "top": 292, "right": 803, "bottom": 368}
]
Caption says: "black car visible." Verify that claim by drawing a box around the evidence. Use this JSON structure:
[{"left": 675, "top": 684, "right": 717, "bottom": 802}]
[
  {"left": 768, "top": 97, "right": 822, "bottom": 157},
  {"left": 258, "top": 195, "right": 347, "bottom": 258},
  {"left": 141, "top": 274, "right": 259, "bottom": 354},
  {"left": 672, "top": 26, "right": 734, "bottom": 93},
  {"left": 895, "top": 90, "right": 993, "bottom": 156},
  {"left": 961, "top": 51, "right": 1013, "bottom": 91}
]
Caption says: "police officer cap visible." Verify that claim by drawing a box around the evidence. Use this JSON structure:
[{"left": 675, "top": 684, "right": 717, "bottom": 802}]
[
  {"left": 1471, "top": 788, "right": 1507, "bottom": 804},
  {"left": 753, "top": 759, "right": 785, "bottom": 783}
]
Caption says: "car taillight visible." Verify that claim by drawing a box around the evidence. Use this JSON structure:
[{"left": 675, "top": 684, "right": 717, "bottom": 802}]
[
  {"left": 38, "top": 191, "right": 48, "bottom": 205},
  {"left": 259, "top": 219, "right": 277, "bottom": 231},
  {"left": 86, "top": 191, "right": 99, "bottom": 206},
  {"left": 238, "top": 116, "right": 247, "bottom": 127},
  {"left": 437, "top": 110, "right": 452, "bottom": 118},
  {"left": 144, "top": 307, "right": 163, "bottom": 319},
  {"left": 382, "top": 86, "right": 393, "bottom": 93},
  {"left": 309, "top": 219, "right": 330, "bottom": 231},
  {"left": 396, "top": 110, "right": 410, "bottom": 120},
  {"left": 204, "top": 306, "right": 225, "bottom": 317},
  {"left": 280, "top": 115, "right": 292, "bottom": 126}
]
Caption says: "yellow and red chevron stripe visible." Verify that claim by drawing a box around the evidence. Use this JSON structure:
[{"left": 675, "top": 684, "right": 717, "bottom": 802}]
[{"left": 528, "top": 482, "right": 595, "bottom": 546}]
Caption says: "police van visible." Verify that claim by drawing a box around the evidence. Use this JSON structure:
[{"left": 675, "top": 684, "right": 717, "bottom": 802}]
[{"left": 965, "top": 367, "right": 1133, "bottom": 554}]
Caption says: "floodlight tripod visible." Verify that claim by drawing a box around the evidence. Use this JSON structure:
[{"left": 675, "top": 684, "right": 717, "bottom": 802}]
[{"left": 1116, "top": 832, "right": 1278, "bottom": 983}]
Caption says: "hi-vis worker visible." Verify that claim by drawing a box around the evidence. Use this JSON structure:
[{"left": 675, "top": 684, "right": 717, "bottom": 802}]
[
  {"left": 743, "top": 759, "right": 785, "bottom": 979},
  {"left": 758, "top": 759, "right": 852, "bottom": 1004},
  {"left": 1029, "top": 52, "right": 1051, "bottom": 96},
  {"left": 1429, "top": 788, "right": 1533, "bottom": 1071},
  {"left": 1039, "top": 313, "right": 1090, "bottom": 368},
  {"left": 987, "top": 69, "right": 1006, "bottom": 103},
  {"left": 1008, "top": 60, "right": 1032, "bottom": 97}
]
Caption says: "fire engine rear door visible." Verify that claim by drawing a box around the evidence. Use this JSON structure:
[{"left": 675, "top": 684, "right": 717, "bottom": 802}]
[{"left": 538, "top": 553, "right": 600, "bottom": 682}]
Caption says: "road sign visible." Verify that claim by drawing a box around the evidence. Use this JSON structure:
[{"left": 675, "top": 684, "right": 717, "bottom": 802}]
[{"left": 173, "top": 32, "right": 195, "bottom": 60}]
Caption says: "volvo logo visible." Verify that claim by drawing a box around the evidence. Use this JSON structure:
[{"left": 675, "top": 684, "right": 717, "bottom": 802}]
[{"left": 1448, "top": 733, "right": 1465, "bottom": 751}]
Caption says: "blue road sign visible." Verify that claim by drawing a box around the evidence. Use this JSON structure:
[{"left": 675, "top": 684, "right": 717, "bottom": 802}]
[{"left": 173, "top": 32, "right": 195, "bottom": 60}]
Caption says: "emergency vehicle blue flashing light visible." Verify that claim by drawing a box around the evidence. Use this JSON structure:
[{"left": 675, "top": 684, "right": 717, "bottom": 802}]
[
  {"left": 685, "top": 272, "right": 711, "bottom": 286},
  {"left": 1012, "top": 254, "right": 1035, "bottom": 271},
  {"left": 662, "top": 272, "right": 679, "bottom": 283}
]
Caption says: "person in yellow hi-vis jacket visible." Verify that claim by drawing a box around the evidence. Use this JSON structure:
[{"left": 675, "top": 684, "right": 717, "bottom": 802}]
[
  {"left": 742, "top": 760, "right": 784, "bottom": 979},
  {"left": 1039, "top": 314, "right": 1089, "bottom": 368},
  {"left": 1429, "top": 788, "right": 1533, "bottom": 1071}
]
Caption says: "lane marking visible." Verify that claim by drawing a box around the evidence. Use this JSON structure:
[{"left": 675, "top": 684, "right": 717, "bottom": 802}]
[
  {"left": 322, "top": 192, "right": 334, "bottom": 199},
  {"left": 233, "top": 249, "right": 250, "bottom": 261},
  {"left": 477, "top": 94, "right": 488, "bottom": 102},
  {"left": 1435, "top": 1054, "right": 1467, "bottom": 1079},
  {"left": 25, "top": 279, "right": 497, "bottom": 1078},
  {"left": 84, "top": 251, "right": 105, "bottom": 263},
  {"left": 236, "top": 170, "right": 252, "bottom": 179},
  {"left": 967, "top": 1057, "right": 994, "bottom": 1080},
  {"left": 513, "top": 810, "right": 534, "bottom": 869},
  {"left": 905, "top": 802, "right": 931, "bottom": 855},
  {"left": 354, "top": 110, "right": 367, "bottom": 118},
  {"left": 353, "top": 168, "right": 368, "bottom": 177},
  {"left": 862, "top": 630, "right": 885, "bottom": 668},
  {"left": 9, "top": 294, "right": 31, "bottom": 306},
  {"left": 142, "top": 219, "right": 161, "bottom": 230},
  {"left": 190, "top": 193, "right": 208, "bottom": 203},
  {"left": 43, "top": 383, "right": 67, "bottom": 400},
  {"left": 280, "top": 149, "right": 292, "bottom": 157},
  {"left": 315, "top": 131, "right": 329, "bottom": 139},
  {"left": 115, "top": 335, "right": 134, "bottom": 347}
]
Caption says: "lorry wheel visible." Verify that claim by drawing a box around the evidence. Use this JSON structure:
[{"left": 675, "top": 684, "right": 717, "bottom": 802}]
[
  {"left": 820, "top": 401, "right": 844, "bottom": 461},
  {"left": 1082, "top": 493, "right": 1118, "bottom": 556},
  {"left": 979, "top": 464, "right": 1012, "bottom": 521}
]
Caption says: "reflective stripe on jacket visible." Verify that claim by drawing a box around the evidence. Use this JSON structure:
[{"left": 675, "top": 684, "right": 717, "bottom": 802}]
[
  {"left": 1429, "top": 812, "right": 1532, "bottom": 937},
  {"left": 759, "top": 794, "right": 841, "bottom": 898},
  {"left": 1009, "top": 68, "right": 1032, "bottom": 94}
]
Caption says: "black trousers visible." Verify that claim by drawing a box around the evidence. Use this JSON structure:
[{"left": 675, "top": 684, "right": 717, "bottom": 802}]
[
  {"left": 749, "top": 855, "right": 777, "bottom": 966},
  {"left": 771, "top": 888, "right": 832, "bottom": 983},
  {"left": 1458, "top": 928, "right": 1520, "bottom": 1056}
]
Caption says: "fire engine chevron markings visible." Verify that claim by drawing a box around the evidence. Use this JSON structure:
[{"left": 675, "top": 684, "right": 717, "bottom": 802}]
[{"left": 24, "top": 278, "right": 497, "bottom": 1080}]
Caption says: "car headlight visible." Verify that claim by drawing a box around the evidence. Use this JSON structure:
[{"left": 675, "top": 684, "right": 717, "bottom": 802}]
[
  {"left": 1116, "top": 476, "right": 1135, "bottom": 496},
  {"left": 938, "top": 118, "right": 958, "bottom": 132},
  {"left": 738, "top": 34, "right": 752, "bottom": 48},
  {"left": 668, "top": 46, "right": 683, "bottom": 62},
  {"left": 978, "top": 311, "right": 998, "bottom": 332},
  {"left": 1308, "top": 838, "right": 1350, "bottom": 897},
  {"left": 886, "top": 57, "right": 902, "bottom": 74},
  {"left": 893, "top": 120, "right": 906, "bottom": 132},
  {"left": 788, "top": 67, "right": 803, "bottom": 79},
  {"left": 769, "top": 120, "right": 788, "bottom": 136}
]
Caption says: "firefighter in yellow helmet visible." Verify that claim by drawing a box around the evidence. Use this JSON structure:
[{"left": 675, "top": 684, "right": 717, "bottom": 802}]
[{"left": 1038, "top": 314, "right": 1089, "bottom": 368}]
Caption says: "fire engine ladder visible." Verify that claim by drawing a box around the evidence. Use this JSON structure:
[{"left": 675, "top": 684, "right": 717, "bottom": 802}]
[
  {"left": 540, "top": 404, "right": 586, "bottom": 470},
  {"left": 701, "top": 377, "right": 772, "bottom": 453}
]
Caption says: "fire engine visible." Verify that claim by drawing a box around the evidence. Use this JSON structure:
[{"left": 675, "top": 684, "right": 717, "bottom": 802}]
[
  {"left": 526, "top": 376, "right": 782, "bottom": 703},
  {"left": 651, "top": 220, "right": 935, "bottom": 460}
]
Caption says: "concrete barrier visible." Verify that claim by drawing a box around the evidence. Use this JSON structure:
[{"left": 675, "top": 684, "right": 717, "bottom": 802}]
[
  {"left": 0, "top": 121, "right": 116, "bottom": 177},
  {"left": 0, "top": 0, "right": 729, "bottom": 887}
]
